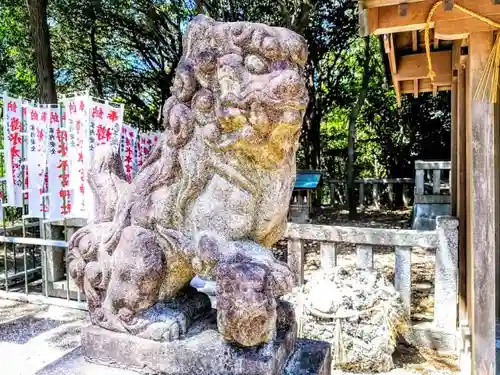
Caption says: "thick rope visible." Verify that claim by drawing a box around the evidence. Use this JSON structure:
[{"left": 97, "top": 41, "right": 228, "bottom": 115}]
[
  {"left": 424, "top": 1, "right": 443, "bottom": 82},
  {"left": 298, "top": 294, "right": 397, "bottom": 366},
  {"left": 425, "top": 1, "right": 500, "bottom": 79}
]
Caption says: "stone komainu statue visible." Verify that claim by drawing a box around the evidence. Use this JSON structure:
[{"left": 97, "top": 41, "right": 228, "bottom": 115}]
[{"left": 67, "top": 15, "right": 308, "bottom": 348}]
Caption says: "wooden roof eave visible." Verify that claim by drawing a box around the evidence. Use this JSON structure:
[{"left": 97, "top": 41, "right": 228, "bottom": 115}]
[
  {"left": 359, "top": 0, "right": 468, "bottom": 102},
  {"left": 363, "top": 0, "right": 500, "bottom": 38},
  {"left": 361, "top": 0, "right": 427, "bottom": 9}
]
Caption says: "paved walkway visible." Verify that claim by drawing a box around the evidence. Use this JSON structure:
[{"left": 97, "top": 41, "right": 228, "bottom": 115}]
[
  {"left": 0, "top": 299, "right": 141, "bottom": 375},
  {"left": 0, "top": 298, "right": 456, "bottom": 375}
]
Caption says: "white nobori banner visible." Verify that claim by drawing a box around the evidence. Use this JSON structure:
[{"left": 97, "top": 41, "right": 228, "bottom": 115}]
[
  {"left": 26, "top": 104, "right": 49, "bottom": 217},
  {"left": 3, "top": 95, "right": 23, "bottom": 207}
]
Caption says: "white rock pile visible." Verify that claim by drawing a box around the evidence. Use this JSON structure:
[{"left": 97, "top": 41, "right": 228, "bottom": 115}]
[{"left": 284, "top": 266, "right": 409, "bottom": 373}]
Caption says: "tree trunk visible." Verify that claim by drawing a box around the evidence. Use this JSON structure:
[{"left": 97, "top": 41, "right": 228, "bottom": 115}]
[
  {"left": 347, "top": 36, "right": 371, "bottom": 219},
  {"left": 309, "top": 112, "right": 321, "bottom": 170},
  {"left": 89, "top": 5, "right": 103, "bottom": 97},
  {"left": 26, "top": 0, "right": 57, "bottom": 104}
]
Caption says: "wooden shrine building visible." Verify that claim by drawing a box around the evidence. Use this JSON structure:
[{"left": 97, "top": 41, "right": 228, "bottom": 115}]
[{"left": 359, "top": 1, "right": 499, "bottom": 373}]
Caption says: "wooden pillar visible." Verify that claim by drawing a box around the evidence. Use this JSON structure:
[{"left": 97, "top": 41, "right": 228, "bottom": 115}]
[
  {"left": 455, "top": 40, "right": 468, "bottom": 324},
  {"left": 495, "top": 72, "right": 500, "bottom": 327},
  {"left": 451, "top": 48, "right": 458, "bottom": 216},
  {"left": 466, "top": 31, "right": 496, "bottom": 375}
]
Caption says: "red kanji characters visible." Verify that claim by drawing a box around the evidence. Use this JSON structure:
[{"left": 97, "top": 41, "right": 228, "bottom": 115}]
[
  {"left": 10, "top": 146, "right": 21, "bottom": 159},
  {"left": 58, "top": 173, "right": 70, "bottom": 187},
  {"left": 41, "top": 112, "right": 47, "bottom": 123},
  {"left": 37, "top": 128, "right": 45, "bottom": 142},
  {"left": 97, "top": 124, "right": 106, "bottom": 141},
  {"left": 7, "top": 101, "right": 17, "bottom": 113},
  {"left": 56, "top": 128, "right": 67, "bottom": 142},
  {"left": 9, "top": 133, "right": 22, "bottom": 146},
  {"left": 92, "top": 106, "right": 104, "bottom": 119},
  {"left": 79, "top": 100, "right": 85, "bottom": 111},
  {"left": 30, "top": 110, "right": 39, "bottom": 121},
  {"left": 61, "top": 202, "right": 72, "bottom": 215},
  {"left": 10, "top": 117, "right": 21, "bottom": 132},
  {"left": 50, "top": 111, "right": 60, "bottom": 124},
  {"left": 57, "top": 142, "right": 68, "bottom": 157},
  {"left": 59, "top": 190, "right": 71, "bottom": 199},
  {"left": 57, "top": 159, "right": 69, "bottom": 172},
  {"left": 96, "top": 125, "right": 112, "bottom": 143},
  {"left": 70, "top": 102, "right": 77, "bottom": 114},
  {"left": 108, "top": 110, "right": 119, "bottom": 122}
]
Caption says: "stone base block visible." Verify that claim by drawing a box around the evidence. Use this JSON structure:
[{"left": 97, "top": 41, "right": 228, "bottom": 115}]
[
  {"left": 403, "top": 322, "right": 458, "bottom": 352},
  {"left": 82, "top": 312, "right": 330, "bottom": 375},
  {"left": 283, "top": 339, "right": 331, "bottom": 375}
]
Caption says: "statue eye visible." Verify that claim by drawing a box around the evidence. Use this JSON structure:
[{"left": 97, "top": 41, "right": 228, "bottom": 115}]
[{"left": 245, "top": 55, "right": 268, "bottom": 74}]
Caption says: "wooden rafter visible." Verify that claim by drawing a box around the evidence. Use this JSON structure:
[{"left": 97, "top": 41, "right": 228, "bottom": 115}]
[
  {"left": 362, "top": 0, "right": 425, "bottom": 8},
  {"left": 384, "top": 34, "right": 402, "bottom": 105},
  {"left": 400, "top": 79, "right": 451, "bottom": 93},
  {"left": 365, "top": 0, "right": 500, "bottom": 37},
  {"left": 412, "top": 30, "right": 418, "bottom": 50},
  {"left": 395, "top": 51, "right": 452, "bottom": 82}
]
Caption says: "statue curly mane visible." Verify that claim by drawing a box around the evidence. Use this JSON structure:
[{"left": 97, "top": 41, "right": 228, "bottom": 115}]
[{"left": 67, "top": 15, "right": 308, "bottom": 349}]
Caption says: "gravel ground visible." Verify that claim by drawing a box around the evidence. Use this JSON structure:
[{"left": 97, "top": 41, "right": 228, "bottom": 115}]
[
  {"left": 275, "top": 208, "right": 435, "bottom": 323},
  {"left": 0, "top": 208, "right": 459, "bottom": 374},
  {"left": 275, "top": 208, "right": 459, "bottom": 374}
]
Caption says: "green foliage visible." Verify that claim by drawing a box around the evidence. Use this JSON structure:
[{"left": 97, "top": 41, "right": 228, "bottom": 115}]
[
  {"left": 0, "top": 0, "right": 37, "bottom": 97},
  {"left": 0, "top": 0, "right": 451, "bottom": 183}
]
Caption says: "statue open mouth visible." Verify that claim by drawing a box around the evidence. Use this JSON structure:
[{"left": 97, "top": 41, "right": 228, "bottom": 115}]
[{"left": 68, "top": 14, "right": 308, "bottom": 362}]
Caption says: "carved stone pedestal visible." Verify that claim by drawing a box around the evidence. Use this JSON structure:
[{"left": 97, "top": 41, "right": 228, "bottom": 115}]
[{"left": 81, "top": 302, "right": 331, "bottom": 375}]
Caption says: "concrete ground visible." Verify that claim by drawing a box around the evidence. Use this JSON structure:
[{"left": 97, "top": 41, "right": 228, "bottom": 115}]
[
  {"left": 0, "top": 299, "right": 141, "bottom": 375},
  {"left": 0, "top": 298, "right": 457, "bottom": 375}
]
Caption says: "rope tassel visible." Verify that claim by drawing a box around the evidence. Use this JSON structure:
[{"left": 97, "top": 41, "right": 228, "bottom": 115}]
[
  {"left": 425, "top": 1, "right": 500, "bottom": 103},
  {"left": 332, "top": 317, "right": 346, "bottom": 366}
]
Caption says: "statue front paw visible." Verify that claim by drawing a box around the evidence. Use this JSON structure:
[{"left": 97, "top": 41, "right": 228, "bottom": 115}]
[{"left": 216, "top": 260, "right": 277, "bottom": 347}]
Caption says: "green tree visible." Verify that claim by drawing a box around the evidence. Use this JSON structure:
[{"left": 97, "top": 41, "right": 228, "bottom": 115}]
[
  {"left": 27, "top": 0, "right": 57, "bottom": 103},
  {"left": 0, "top": 0, "right": 37, "bottom": 97}
]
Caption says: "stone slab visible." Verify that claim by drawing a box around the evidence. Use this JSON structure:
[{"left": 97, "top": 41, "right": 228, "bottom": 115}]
[
  {"left": 38, "top": 340, "right": 331, "bottom": 375},
  {"left": 82, "top": 310, "right": 299, "bottom": 375},
  {"left": 403, "top": 322, "right": 457, "bottom": 352},
  {"left": 411, "top": 203, "right": 451, "bottom": 230},
  {"left": 283, "top": 339, "right": 331, "bottom": 375}
]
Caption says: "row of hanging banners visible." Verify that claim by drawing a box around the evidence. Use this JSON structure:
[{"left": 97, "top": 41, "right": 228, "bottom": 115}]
[{"left": 1, "top": 92, "right": 161, "bottom": 222}]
